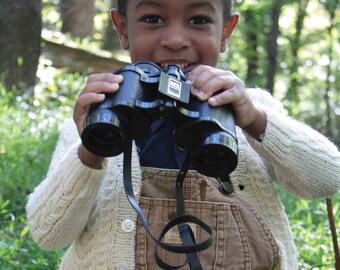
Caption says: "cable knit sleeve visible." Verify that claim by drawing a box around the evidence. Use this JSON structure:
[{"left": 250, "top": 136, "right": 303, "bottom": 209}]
[
  {"left": 244, "top": 88, "right": 340, "bottom": 200},
  {"left": 26, "top": 119, "right": 108, "bottom": 250}
]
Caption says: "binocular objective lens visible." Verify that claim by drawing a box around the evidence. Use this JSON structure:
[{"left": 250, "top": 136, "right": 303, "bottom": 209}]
[
  {"left": 200, "top": 150, "right": 227, "bottom": 165},
  {"left": 197, "top": 148, "right": 228, "bottom": 167},
  {"left": 90, "top": 125, "right": 121, "bottom": 144},
  {"left": 82, "top": 123, "right": 127, "bottom": 157},
  {"left": 192, "top": 132, "right": 238, "bottom": 177}
]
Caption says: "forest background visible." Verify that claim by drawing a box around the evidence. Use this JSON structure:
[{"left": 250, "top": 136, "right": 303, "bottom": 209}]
[{"left": 0, "top": 0, "right": 339, "bottom": 269}]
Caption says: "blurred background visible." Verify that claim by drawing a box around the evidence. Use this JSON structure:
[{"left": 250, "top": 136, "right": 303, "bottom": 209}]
[{"left": 0, "top": 0, "right": 339, "bottom": 269}]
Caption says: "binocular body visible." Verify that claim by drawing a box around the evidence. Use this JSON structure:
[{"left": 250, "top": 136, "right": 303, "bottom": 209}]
[{"left": 81, "top": 62, "right": 238, "bottom": 177}]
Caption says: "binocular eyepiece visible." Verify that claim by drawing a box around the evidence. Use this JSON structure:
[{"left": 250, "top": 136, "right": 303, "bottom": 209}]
[{"left": 81, "top": 62, "right": 238, "bottom": 177}]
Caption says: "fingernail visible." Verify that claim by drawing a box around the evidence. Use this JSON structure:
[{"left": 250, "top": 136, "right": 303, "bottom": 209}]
[
  {"left": 191, "top": 88, "right": 199, "bottom": 96},
  {"left": 111, "top": 83, "right": 119, "bottom": 89},
  {"left": 197, "top": 91, "right": 205, "bottom": 99},
  {"left": 209, "top": 97, "right": 217, "bottom": 104}
]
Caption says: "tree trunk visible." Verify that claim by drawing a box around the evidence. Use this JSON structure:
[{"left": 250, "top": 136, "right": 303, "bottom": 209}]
[
  {"left": 285, "top": 0, "right": 310, "bottom": 109},
  {"left": 0, "top": 0, "right": 42, "bottom": 91},
  {"left": 60, "top": 0, "right": 95, "bottom": 39},
  {"left": 266, "top": 0, "right": 283, "bottom": 95},
  {"left": 244, "top": 9, "right": 259, "bottom": 87},
  {"left": 41, "top": 36, "right": 129, "bottom": 73}
]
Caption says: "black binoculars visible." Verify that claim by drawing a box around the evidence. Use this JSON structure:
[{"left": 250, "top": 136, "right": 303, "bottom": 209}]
[{"left": 81, "top": 62, "right": 238, "bottom": 177}]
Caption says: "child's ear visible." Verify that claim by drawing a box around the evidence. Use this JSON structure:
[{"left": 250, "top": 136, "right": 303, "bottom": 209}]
[
  {"left": 220, "top": 13, "right": 239, "bottom": 52},
  {"left": 111, "top": 8, "right": 129, "bottom": 49}
]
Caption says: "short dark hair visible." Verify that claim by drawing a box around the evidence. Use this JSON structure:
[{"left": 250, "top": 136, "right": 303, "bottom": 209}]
[{"left": 117, "top": 0, "right": 233, "bottom": 22}]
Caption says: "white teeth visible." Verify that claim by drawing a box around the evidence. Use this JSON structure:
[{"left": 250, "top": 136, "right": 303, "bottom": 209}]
[{"left": 161, "top": 63, "right": 189, "bottom": 69}]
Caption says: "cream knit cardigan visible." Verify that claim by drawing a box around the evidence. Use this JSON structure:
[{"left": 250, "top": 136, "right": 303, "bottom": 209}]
[{"left": 26, "top": 88, "right": 340, "bottom": 270}]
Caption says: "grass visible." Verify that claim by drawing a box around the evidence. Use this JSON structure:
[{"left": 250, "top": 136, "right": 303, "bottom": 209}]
[
  {"left": 276, "top": 188, "right": 339, "bottom": 269},
  {"left": 0, "top": 64, "right": 339, "bottom": 269}
]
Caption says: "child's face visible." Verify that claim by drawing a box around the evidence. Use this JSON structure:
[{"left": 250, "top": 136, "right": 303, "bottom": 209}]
[{"left": 112, "top": 0, "right": 238, "bottom": 71}]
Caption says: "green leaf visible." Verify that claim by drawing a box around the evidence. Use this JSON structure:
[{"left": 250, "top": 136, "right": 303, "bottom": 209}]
[{"left": 20, "top": 226, "right": 30, "bottom": 239}]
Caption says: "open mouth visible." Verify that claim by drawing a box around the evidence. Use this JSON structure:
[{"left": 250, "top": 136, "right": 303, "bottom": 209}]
[
  {"left": 160, "top": 62, "right": 189, "bottom": 70},
  {"left": 159, "top": 62, "right": 196, "bottom": 73}
]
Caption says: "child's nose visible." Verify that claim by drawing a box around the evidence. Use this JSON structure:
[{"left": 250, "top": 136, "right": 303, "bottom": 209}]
[{"left": 160, "top": 24, "right": 190, "bottom": 51}]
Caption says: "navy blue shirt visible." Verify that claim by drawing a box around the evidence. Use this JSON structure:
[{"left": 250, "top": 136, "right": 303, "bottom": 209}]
[{"left": 135, "top": 120, "right": 190, "bottom": 169}]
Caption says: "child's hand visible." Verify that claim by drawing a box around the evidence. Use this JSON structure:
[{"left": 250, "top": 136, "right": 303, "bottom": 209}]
[
  {"left": 73, "top": 73, "right": 123, "bottom": 168},
  {"left": 73, "top": 73, "right": 123, "bottom": 136},
  {"left": 187, "top": 65, "right": 266, "bottom": 139}
]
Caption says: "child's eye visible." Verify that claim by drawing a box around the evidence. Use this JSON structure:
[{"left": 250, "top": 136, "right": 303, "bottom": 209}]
[
  {"left": 141, "top": 15, "right": 163, "bottom": 24},
  {"left": 189, "top": 16, "right": 212, "bottom": 25}
]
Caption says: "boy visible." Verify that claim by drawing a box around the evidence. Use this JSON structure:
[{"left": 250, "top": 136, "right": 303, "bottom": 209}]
[{"left": 27, "top": 0, "right": 340, "bottom": 269}]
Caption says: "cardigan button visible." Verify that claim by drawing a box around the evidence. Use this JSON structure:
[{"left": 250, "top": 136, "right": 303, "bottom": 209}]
[
  {"left": 132, "top": 183, "right": 140, "bottom": 195},
  {"left": 122, "top": 219, "right": 135, "bottom": 232}
]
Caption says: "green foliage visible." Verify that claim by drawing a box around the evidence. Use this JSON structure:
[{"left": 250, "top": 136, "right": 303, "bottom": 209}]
[
  {"left": 276, "top": 187, "right": 340, "bottom": 269},
  {"left": 0, "top": 67, "right": 81, "bottom": 269},
  {"left": 0, "top": 194, "right": 63, "bottom": 269},
  {"left": 221, "top": 0, "right": 339, "bottom": 147}
]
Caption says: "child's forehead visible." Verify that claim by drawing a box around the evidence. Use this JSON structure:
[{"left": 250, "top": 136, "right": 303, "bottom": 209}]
[{"left": 125, "top": 0, "right": 223, "bottom": 9}]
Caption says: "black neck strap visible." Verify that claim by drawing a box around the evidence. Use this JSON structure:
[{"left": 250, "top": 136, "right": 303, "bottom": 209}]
[{"left": 123, "top": 139, "right": 213, "bottom": 269}]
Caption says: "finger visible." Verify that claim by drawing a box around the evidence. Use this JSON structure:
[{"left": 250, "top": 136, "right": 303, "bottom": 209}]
[
  {"left": 190, "top": 68, "right": 221, "bottom": 100},
  {"left": 208, "top": 87, "right": 238, "bottom": 106},
  {"left": 193, "top": 74, "right": 237, "bottom": 100},
  {"left": 186, "top": 65, "right": 209, "bottom": 97},
  {"left": 187, "top": 65, "right": 216, "bottom": 85},
  {"left": 73, "top": 92, "right": 106, "bottom": 135},
  {"left": 76, "top": 92, "right": 106, "bottom": 110},
  {"left": 73, "top": 92, "right": 105, "bottom": 121},
  {"left": 73, "top": 73, "right": 123, "bottom": 136},
  {"left": 87, "top": 73, "right": 123, "bottom": 84},
  {"left": 188, "top": 66, "right": 235, "bottom": 100},
  {"left": 208, "top": 78, "right": 245, "bottom": 107},
  {"left": 81, "top": 81, "right": 120, "bottom": 95},
  {"left": 188, "top": 65, "right": 234, "bottom": 84}
]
